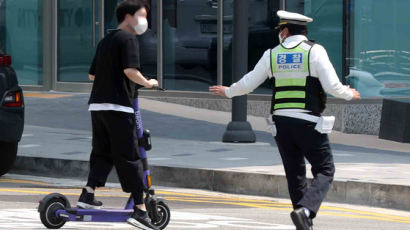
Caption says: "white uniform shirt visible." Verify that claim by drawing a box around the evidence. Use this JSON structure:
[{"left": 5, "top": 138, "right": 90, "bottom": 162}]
[{"left": 225, "top": 35, "right": 353, "bottom": 114}]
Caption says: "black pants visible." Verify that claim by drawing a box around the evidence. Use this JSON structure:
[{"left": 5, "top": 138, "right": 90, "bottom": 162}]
[
  {"left": 87, "top": 111, "right": 145, "bottom": 198},
  {"left": 274, "top": 115, "right": 335, "bottom": 218}
]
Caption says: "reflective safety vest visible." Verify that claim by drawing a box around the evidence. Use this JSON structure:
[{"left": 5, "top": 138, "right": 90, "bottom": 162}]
[{"left": 270, "top": 40, "right": 327, "bottom": 115}]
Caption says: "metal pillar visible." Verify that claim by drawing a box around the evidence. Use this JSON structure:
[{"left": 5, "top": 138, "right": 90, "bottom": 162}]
[
  {"left": 217, "top": 0, "right": 223, "bottom": 85},
  {"left": 157, "top": 0, "right": 163, "bottom": 87},
  {"left": 222, "top": 0, "right": 256, "bottom": 143},
  {"left": 280, "top": 0, "right": 286, "bottom": 10},
  {"left": 42, "top": 0, "right": 57, "bottom": 91}
]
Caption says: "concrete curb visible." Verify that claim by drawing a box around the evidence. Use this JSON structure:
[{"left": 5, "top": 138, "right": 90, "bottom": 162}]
[{"left": 11, "top": 156, "right": 410, "bottom": 212}]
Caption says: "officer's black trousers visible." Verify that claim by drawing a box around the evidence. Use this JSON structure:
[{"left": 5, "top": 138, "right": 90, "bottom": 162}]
[
  {"left": 86, "top": 111, "right": 145, "bottom": 202},
  {"left": 274, "top": 115, "right": 335, "bottom": 218}
]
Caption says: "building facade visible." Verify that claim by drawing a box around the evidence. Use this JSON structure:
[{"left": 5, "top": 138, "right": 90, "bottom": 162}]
[
  {"left": 1, "top": 0, "right": 409, "bottom": 134},
  {"left": 1, "top": 0, "right": 409, "bottom": 97}
]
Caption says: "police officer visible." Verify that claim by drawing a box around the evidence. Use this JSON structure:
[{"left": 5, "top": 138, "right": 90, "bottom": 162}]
[{"left": 210, "top": 10, "right": 360, "bottom": 230}]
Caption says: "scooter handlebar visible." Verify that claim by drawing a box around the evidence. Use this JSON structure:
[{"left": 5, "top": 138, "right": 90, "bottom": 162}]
[{"left": 151, "top": 85, "right": 165, "bottom": 91}]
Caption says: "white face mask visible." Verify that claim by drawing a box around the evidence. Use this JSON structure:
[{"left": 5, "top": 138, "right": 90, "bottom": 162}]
[
  {"left": 133, "top": 17, "right": 148, "bottom": 35},
  {"left": 278, "top": 31, "right": 285, "bottom": 44}
]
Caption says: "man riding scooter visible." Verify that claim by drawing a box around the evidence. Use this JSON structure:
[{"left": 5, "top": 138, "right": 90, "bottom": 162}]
[{"left": 78, "top": 1, "right": 158, "bottom": 229}]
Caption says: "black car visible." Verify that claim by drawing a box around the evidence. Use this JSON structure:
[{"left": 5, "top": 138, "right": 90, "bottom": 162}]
[{"left": 0, "top": 52, "right": 24, "bottom": 176}]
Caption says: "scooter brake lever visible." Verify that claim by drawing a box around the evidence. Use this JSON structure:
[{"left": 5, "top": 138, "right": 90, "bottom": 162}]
[{"left": 152, "top": 85, "right": 165, "bottom": 91}]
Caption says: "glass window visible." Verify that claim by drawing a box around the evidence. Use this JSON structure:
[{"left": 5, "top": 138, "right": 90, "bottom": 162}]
[
  {"left": 346, "top": 0, "right": 410, "bottom": 98},
  {"left": 162, "top": 0, "right": 218, "bottom": 91},
  {"left": 58, "top": 0, "right": 103, "bottom": 82},
  {"left": 223, "top": 0, "right": 279, "bottom": 94},
  {"left": 137, "top": 0, "right": 157, "bottom": 79},
  {"left": 104, "top": 0, "right": 121, "bottom": 33},
  {"left": 161, "top": 0, "right": 280, "bottom": 92},
  {"left": 0, "top": 0, "right": 43, "bottom": 85},
  {"left": 287, "top": 0, "right": 343, "bottom": 79}
]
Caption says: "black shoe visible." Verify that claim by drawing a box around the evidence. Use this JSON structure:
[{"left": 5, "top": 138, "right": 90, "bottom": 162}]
[
  {"left": 77, "top": 188, "right": 103, "bottom": 209},
  {"left": 291, "top": 208, "right": 313, "bottom": 230},
  {"left": 127, "top": 208, "right": 159, "bottom": 230}
]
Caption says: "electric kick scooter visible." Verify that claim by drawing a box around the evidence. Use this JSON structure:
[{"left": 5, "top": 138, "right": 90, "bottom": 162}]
[{"left": 38, "top": 86, "right": 170, "bottom": 229}]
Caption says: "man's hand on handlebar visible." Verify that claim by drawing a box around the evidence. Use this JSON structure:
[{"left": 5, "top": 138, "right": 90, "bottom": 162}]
[{"left": 145, "top": 79, "right": 159, "bottom": 88}]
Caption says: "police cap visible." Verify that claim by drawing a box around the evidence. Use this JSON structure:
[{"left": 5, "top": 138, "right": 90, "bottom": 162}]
[{"left": 276, "top": 10, "right": 313, "bottom": 29}]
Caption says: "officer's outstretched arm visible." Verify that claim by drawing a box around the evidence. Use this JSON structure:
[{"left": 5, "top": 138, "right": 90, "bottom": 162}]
[
  {"left": 312, "top": 45, "right": 360, "bottom": 100},
  {"left": 209, "top": 50, "right": 271, "bottom": 98},
  {"left": 209, "top": 85, "right": 228, "bottom": 97}
]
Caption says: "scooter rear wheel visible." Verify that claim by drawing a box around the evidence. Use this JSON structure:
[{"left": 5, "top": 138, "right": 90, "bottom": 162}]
[
  {"left": 152, "top": 200, "right": 171, "bottom": 229},
  {"left": 39, "top": 193, "right": 70, "bottom": 229}
]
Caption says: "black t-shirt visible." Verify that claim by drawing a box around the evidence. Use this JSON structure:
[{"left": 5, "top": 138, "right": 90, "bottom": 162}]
[{"left": 88, "top": 29, "right": 141, "bottom": 107}]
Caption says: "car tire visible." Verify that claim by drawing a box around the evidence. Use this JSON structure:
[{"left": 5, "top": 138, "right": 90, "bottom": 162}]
[{"left": 0, "top": 141, "right": 18, "bottom": 176}]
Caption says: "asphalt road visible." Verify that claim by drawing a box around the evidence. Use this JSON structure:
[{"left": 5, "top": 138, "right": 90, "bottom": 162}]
[{"left": 1, "top": 174, "right": 410, "bottom": 230}]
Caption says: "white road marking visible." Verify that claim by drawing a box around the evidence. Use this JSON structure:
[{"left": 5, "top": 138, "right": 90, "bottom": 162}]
[
  {"left": 150, "top": 157, "right": 173, "bottom": 161},
  {"left": 337, "top": 168, "right": 367, "bottom": 172},
  {"left": 18, "top": 144, "right": 41, "bottom": 148},
  {"left": 333, "top": 153, "right": 353, "bottom": 157},
  {"left": 22, "top": 134, "right": 33, "bottom": 137},
  {"left": 0, "top": 209, "right": 131, "bottom": 229},
  {"left": 0, "top": 209, "right": 295, "bottom": 229},
  {"left": 220, "top": 157, "right": 248, "bottom": 161},
  {"left": 209, "top": 141, "right": 271, "bottom": 146},
  {"left": 208, "top": 221, "right": 294, "bottom": 229},
  {"left": 171, "top": 212, "right": 294, "bottom": 229}
]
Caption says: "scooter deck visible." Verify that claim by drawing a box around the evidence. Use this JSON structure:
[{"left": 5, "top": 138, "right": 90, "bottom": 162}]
[{"left": 56, "top": 208, "right": 133, "bottom": 222}]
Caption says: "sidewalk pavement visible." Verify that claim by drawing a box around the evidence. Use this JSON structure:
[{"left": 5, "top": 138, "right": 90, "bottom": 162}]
[{"left": 12, "top": 91, "right": 410, "bottom": 212}]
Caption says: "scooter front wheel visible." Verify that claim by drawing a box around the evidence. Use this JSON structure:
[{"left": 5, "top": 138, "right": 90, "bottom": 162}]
[
  {"left": 39, "top": 193, "right": 70, "bottom": 229},
  {"left": 152, "top": 199, "right": 171, "bottom": 229}
]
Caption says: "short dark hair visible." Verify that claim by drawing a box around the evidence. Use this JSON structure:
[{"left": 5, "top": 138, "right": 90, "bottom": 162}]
[
  {"left": 280, "top": 24, "right": 308, "bottom": 36},
  {"left": 116, "top": 0, "right": 150, "bottom": 24}
]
